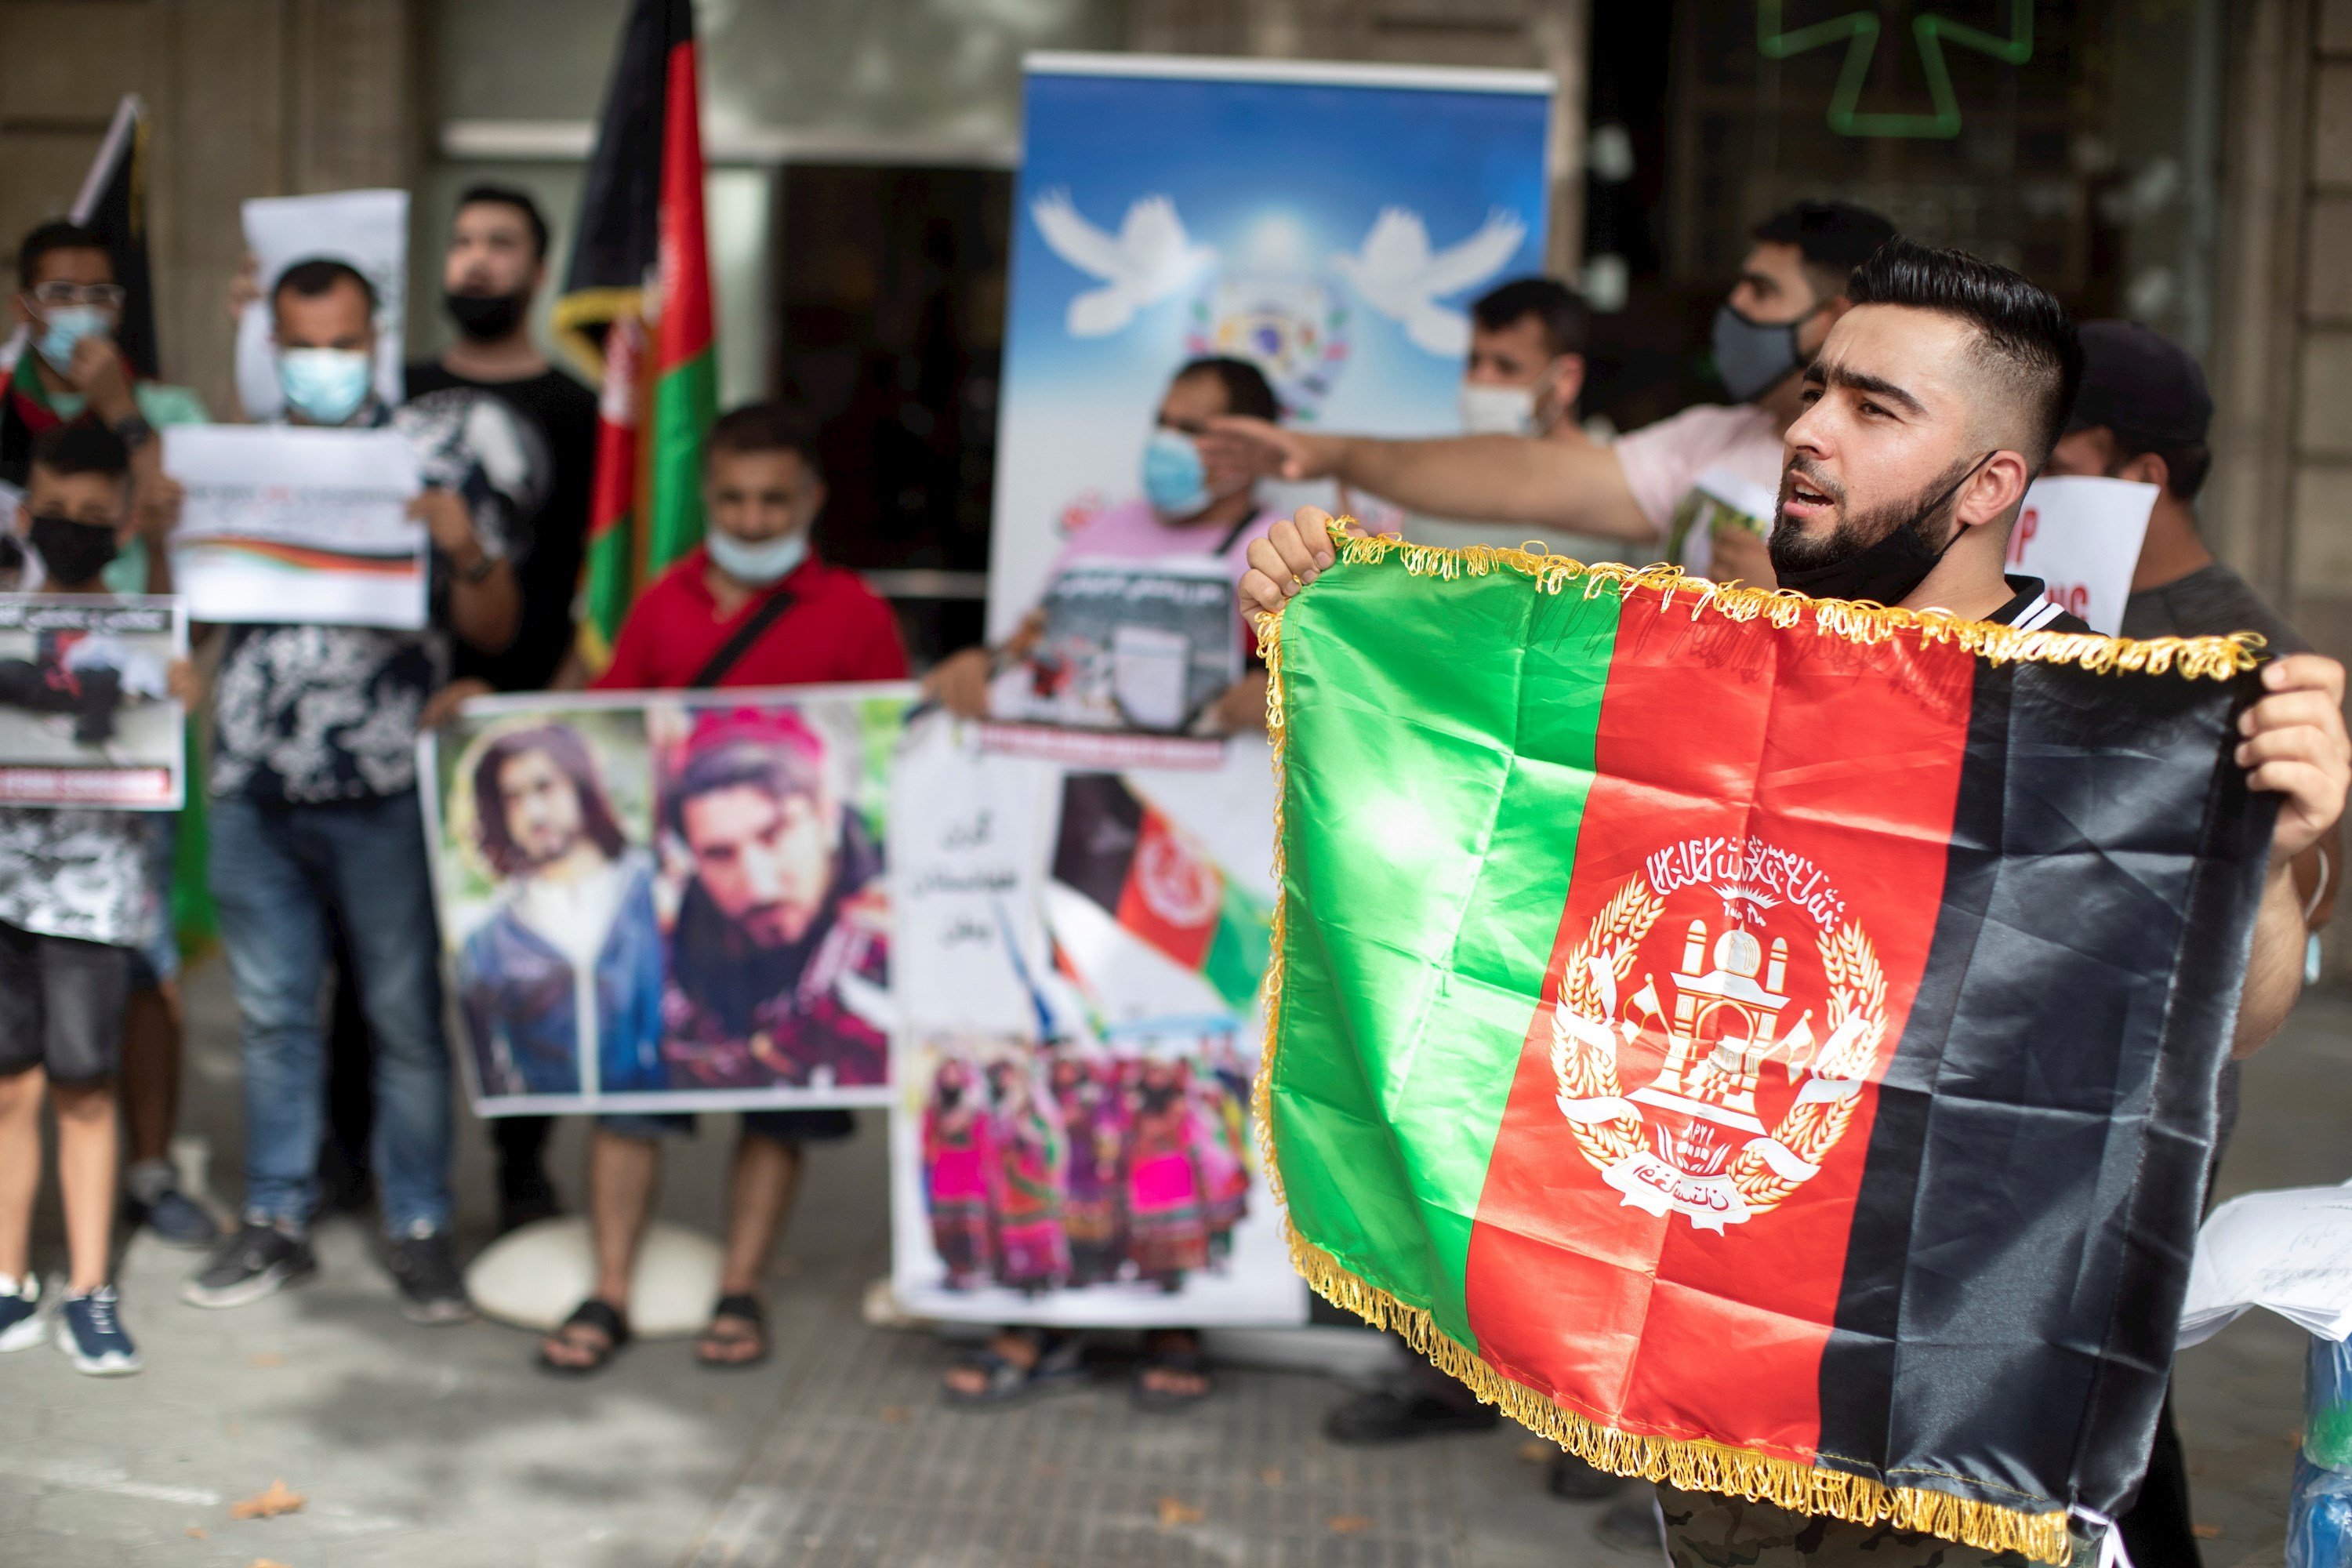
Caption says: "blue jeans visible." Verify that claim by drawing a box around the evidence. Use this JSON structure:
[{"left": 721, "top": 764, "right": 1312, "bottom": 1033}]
[{"left": 209, "top": 789, "right": 452, "bottom": 1236}]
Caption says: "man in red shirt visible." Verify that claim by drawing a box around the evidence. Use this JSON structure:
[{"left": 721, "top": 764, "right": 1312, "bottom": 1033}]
[
  {"left": 594, "top": 403, "right": 907, "bottom": 691},
  {"left": 539, "top": 403, "right": 904, "bottom": 1376}
]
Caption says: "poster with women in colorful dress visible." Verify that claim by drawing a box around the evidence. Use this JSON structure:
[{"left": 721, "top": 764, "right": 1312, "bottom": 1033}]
[{"left": 887, "top": 716, "right": 1305, "bottom": 1326}]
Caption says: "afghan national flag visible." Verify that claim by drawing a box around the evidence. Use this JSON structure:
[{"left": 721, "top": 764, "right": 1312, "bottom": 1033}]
[
  {"left": 1051, "top": 773, "right": 1270, "bottom": 1014},
  {"left": 555, "top": 0, "right": 717, "bottom": 671},
  {"left": 1262, "top": 533, "right": 2277, "bottom": 1563}
]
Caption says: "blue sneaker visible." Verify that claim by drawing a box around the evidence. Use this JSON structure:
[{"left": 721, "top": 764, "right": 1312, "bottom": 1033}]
[
  {"left": 0, "top": 1274, "right": 42, "bottom": 1352},
  {"left": 58, "top": 1286, "right": 140, "bottom": 1376},
  {"left": 129, "top": 1186, "right": 221, "bottom": 1250}
]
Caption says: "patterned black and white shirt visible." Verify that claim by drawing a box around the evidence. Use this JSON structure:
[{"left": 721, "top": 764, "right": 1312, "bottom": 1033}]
[{"left": 209, "top": 391, "right": 532, "bottom": 804}]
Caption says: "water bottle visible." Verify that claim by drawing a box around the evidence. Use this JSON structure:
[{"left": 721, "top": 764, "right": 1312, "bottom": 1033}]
[{"left": 2288, "top": 1337, "right": 2352, "bottom": 1568}]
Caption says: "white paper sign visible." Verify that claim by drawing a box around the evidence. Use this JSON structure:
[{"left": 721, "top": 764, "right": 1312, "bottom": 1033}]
[
  {"left": 234, "top": 189, "right": 409, "bottom": 421},
  {"left": 2007, "top": 476, "right": 2158, "bottom": 636},
  {"left": 2179, "top": 1180, "right": 2352, "bottom": 1347},
  {"left": 164, "top": 424, "right": 425, "bottom": 629}
]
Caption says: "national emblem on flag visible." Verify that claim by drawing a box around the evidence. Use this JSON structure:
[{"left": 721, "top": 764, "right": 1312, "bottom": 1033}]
[{"left": 1258, "top": 528, "right": 2278, "bottom": 1564}]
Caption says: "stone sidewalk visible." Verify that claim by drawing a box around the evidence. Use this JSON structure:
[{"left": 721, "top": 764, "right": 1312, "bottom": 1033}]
[{"left": 3, "top": 964, "right": 2344, "bottom": 1566}]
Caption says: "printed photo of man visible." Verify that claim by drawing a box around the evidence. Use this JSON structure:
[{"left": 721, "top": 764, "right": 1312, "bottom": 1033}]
[
  {"left": 456, "top": 723, "right": 663, "bottom": 1100},
  {"left": 659, "top": 709, "right": 888, "bottom": 1090}
]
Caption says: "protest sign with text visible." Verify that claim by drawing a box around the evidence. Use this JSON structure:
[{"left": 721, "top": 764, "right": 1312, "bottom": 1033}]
[
  {"left": 165, "top": 425, "right": 426, "bottom": 629},
  {"left": 888, "top": 717, "right": 1306, "bottom": 1328},
  {"left": 2006, "top": 475, "right": 2159, "bottom": 635}
]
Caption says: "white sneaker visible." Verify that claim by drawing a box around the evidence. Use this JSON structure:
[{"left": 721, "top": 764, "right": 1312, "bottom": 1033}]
[{"left": 0, "top": 1273, "right": 45, "bottom": 1352}]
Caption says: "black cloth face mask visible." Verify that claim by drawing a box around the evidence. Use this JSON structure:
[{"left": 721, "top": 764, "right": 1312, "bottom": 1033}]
[
  {"left": 29, "top": 513, "right": 121, "bottom": 586},
  {"left": 444, "top": 290, "right": 528, "bottom": 342},
  {"left": 1770, "top": 453, "right": 1991, "bottom": 606}
]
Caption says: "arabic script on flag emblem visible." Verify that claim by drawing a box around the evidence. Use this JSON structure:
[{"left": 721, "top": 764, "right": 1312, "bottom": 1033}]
[{"left": 1550, "top": 836, "right": 1887, "bottom": 1231}]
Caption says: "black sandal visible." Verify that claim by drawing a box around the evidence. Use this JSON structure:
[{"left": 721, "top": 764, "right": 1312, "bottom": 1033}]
[
  {"left": 1131, "top": 1333, "right": 1215, "bottom": 1410},
  {"left": 942, "top": 1327, "right": 1086, "bottom": 1407},
  {"left": 695, "top": 1292, "right": 769, "bottom": 1369},
  {"left": 539, "top": 1298, "right": 630, "bottom": 1376}
]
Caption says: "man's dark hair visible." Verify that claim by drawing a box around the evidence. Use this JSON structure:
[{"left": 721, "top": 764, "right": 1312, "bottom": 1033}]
[
  {"left": 2107, "top": 433, "right": 2212, "bottom": 502},
  {"left": 1846, "top": 238, "right": 2083, "bottom": 468},
  {"left": 665, "top": 739, "right": 823, "bottom": 842},
  {"left": 705, "top": 401, "right": 822, "bottom": 475},
  {"left": 273, "top": 256, "right": 378, "bottom": 316},
  {"left": 16, "top": 219, "right": 107, "bottom": 291},
  {"left": 30, "top": 420, "right": 130, "bottom": 483},
  {"left": 1471, "top": 277, "right": 1590, "bottom": 360},
  {"left": 471, "top": 724, "right": 630, "bottom": 879},
  {"left": 457, "top": 183, "right": 551, "bottom": 263},
  {"left": 1752, "top": 201, "right": 1899, "bottom": 295},
  {"left": 1174, "top": 356, "right": 1280, "bottom": 423}
]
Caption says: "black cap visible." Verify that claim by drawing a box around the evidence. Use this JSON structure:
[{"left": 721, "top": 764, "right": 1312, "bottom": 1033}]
[{"left": 2064, "top": 319, "right": 2212, "bottom": 445}]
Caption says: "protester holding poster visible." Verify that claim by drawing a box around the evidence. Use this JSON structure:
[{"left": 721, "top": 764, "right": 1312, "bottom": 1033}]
[
  {"left": 928, "top": 357, "right": 1283, "bottom": 735},
  {"left": 533, "top": 402, "right": 906, "bottom": 1377},
  {"left": 0, "top": 424, "right": 189, "bottom": 1377},
  {"left": 183, "top": 259, "right": 527, "bottom": 1327}
]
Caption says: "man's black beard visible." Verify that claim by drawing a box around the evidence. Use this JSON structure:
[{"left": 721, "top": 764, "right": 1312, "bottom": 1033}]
[
  {"left": 445, "top": 289, "right": 528, "bottom": 342},
  {"left": 1767, "top": 454, "right": 1973, "bottom": 579}
]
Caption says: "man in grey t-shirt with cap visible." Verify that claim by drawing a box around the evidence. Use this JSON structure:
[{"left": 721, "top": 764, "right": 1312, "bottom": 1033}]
[{"left": 2042, "top": 316, "right": 2338, "bottom": 1568}]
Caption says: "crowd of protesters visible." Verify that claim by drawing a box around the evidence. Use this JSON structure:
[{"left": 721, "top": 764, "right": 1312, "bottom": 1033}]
[{"left": 0, "top": 183, "right": 2339, "bottom": 1568}]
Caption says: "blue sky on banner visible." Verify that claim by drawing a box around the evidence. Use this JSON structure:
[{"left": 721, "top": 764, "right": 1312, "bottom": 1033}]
[{"left": 986, "top": 60, "right": 1550, "bottom": 635}]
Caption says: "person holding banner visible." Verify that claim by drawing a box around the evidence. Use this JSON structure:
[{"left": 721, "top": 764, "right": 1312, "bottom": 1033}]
[
  {"left": 183, "top": 259, "right": 523, "bottom": 1325},
  {"left": 1201, "top": 201, "right": 1897, "bottom": 586},
  {"left": 0, "top": 423, "right": 194, "bottom": 1375},
  {"left": 7, "top": 219, "right": 219, "bottom": 1254},
  {"left": 1243, "top": 240, "right": 2351, "bottom": 1566},
  {"left": 537, "top": 403, "right": 902, "bottom": 1377},
  {"left": 927, "top": 356, "right": 1284, "bottom": 732}
]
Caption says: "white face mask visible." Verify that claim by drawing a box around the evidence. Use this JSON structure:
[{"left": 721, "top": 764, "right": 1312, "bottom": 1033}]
[
  {"left": 1458, "top": 380, "right": 1541, "bottom": 437},
  {"left": 706, "top": 526, "right": 808, "bottom": 586}
]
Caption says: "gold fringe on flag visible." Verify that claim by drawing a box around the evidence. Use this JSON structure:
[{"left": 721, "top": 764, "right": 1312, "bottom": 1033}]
[
  {"left": 1317, "top": 521, "right": 2263, "bottom": 679},
  {"left": 1243, "top": 534, "right": 2102, "bottom": 1566}
]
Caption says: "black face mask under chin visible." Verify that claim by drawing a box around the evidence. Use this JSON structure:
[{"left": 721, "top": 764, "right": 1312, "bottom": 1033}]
[
  {"left": 1769, "top": 455, "right": 1991, "bottom": 607},
  {"left": 443, "top": 290, "right": 528, "bottom": 342}
]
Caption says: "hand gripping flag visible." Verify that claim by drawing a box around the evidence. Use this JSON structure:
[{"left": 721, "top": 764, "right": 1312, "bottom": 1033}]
[
  {"left": 556, "top": 0, "right": 717, "bottom": 673},
  {"left": 1257, "top": 532, "right": 2278, "bottom": 1563}
]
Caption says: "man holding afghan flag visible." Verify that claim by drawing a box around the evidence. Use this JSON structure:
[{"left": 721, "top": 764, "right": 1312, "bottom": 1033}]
[
  {"left": 554, "top": 0, "right": 717, "bottom": 673},
  {"left": 1241, "top": 241, "right": 2350, "bottom": 1566}
]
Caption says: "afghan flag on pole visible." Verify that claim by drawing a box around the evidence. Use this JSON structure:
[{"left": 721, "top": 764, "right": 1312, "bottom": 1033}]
[
  {"left": 555, "top": 0, "right": 717, "bottom": 673},
  {"left": 1260, "top": 532, "right": 2277, "bottom": 1563}
]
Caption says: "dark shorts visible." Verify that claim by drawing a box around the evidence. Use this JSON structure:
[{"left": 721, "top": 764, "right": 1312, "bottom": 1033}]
[
  {"left": 595, "top": 1109, "right": 858, "bottom": 1145},
  {"left": 0, "top": 920, "right": 131, "bottom": 1085}
]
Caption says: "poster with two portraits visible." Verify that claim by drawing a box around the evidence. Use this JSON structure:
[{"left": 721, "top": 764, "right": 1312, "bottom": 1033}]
[{"left": 423, "top": 686, "right": 913, "bottom": 1115}]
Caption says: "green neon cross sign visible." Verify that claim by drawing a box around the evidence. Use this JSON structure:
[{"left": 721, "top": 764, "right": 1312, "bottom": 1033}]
[{"left": 1756, "top": 0, "right": 2034, "bottom": 139}]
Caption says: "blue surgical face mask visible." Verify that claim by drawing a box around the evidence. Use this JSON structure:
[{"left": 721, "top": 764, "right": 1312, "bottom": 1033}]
[
  {"left": 34, "top": 306, "right": 110, "bottom": 373},
  {"left": 1142, "top": 427, "right": 1216, "bottom": 519},
  {"left": 276, "top": 347, "right": 373, "bottom": 425},
  {"left": 706, "top": 526, "right": 808, "bottom": 586}
]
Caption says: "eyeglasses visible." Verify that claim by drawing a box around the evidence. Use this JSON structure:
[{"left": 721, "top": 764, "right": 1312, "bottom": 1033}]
[{"left": 24, "top": 282, "right": 125, "bottom": 310}]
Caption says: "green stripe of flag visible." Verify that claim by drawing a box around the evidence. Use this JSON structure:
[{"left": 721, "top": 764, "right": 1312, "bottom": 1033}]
[
  {"left": 645, "top": 346, "right": 717, "bottom": 572},
  {"left": 1270, "top": 568, "right": 1622, "bottom": 1349}
]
